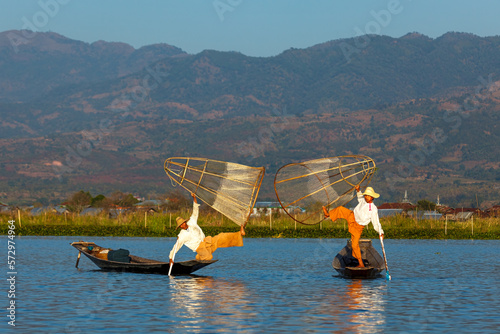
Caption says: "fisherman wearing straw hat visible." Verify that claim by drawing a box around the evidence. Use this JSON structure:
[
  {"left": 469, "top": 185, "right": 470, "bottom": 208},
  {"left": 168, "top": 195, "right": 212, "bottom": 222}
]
[
  {"left": 322, "top": 185, "right": 384, "bottom": 268},
  {"left": 169, "top": 193, "right": 245, "bottom": 265}
]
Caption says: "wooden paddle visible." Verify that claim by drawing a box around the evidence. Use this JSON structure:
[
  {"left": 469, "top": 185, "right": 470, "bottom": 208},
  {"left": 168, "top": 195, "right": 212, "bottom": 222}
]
[
  {"left": 75, "top": 251, "right": 81, "bottom": 268},
  {"left": 168, "top": 254, "right": 175, "bottom": 276},
  {"left": 168, "top": 242, "right": 178, "bottom": 276},
  {"left": 379, "top": 235, "right": 392, "bottom": 280}
]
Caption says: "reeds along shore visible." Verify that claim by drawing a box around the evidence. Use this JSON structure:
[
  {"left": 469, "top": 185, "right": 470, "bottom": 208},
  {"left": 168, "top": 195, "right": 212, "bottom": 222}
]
[{"left": 1, "top": 211, "right": 499, "bottom": 239}]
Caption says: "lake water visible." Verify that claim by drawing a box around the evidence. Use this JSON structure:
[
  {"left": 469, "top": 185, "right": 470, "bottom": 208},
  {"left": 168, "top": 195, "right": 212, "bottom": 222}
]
[{"left": 6, "top": 236, "right": 500, "bottom": 333}]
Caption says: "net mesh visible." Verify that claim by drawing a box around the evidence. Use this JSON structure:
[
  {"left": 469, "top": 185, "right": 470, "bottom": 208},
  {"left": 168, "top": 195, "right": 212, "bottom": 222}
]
[
  {"left": 274, "top": 155, "right": 376, "bottom": 225},
  {"left": 164, "top": 157, "right": 265, "bottom": 226}
]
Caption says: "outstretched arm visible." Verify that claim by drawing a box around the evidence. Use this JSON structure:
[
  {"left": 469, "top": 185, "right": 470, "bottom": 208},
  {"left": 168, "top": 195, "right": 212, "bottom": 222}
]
[
  {"left": 169, "top": 237, "right": 184, "bottom": 263},
  {"left": 371, "top": 209, "right": 384, "bottom": 237},
  {"left": 187, "top": 194, "right": 201, "bottom": 227},
  {"left": 356, "top": 185, "right": 365, "bottom": 203}
]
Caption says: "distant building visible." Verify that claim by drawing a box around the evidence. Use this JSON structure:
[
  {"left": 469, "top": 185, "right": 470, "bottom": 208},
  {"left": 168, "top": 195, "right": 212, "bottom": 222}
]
[
  {"left": 454, "top": 208, "right": 483, "bottom": 219},
  {"left": 377, "top": 208, "right": 404, "bottom": 218},
  {"left": 402, "top": 190, "right": 413, "bottom": 204},
  {"left": 30, "top": 206, "right": 54, "bottom": 216},
  {"left": 133, "top": 194, "right": 145, "bottom": 202},
  {"left": 441, "top": 208, "right": 483, "bottom": 221},
  {"left": 378, "top": 191, "right": 447, "bottom": 220},
  {"left": 455, "top": 211, "right": 474, "bottom": 221},
  {"left": 378, "top": 201, "right": 416, "bottom": 217},
  {"left": 251, "top": 201, "right": 301, "bottom": 216},
  {"left": 80, "top": 207, "right": 103, "bottom": 216},
  {"left": 485, "top": 205, "right": 500, "bottom": 218},
  {"left": 377, "top": 190, "right": 417, "bottom": 217},
  {"left": 29, "top": 205, "right": 70, "bottom": 216},
  {"left": 422, "top": 211, "right": 443, "bottom": 220},
  {"left": 108, "top": 208, "right": 127, "bottom": 218},
  {"left": 403, "top": 210, "right": 443, "bottom": 220},
  {"left": 134, "top": 200, "right": 168, "bottom": 213},
  {"left": 378, "top": 202, "right": 416, "bottom": 210},
  {"left": 51, "top": 205, "right": 69, "bottom": 214}
]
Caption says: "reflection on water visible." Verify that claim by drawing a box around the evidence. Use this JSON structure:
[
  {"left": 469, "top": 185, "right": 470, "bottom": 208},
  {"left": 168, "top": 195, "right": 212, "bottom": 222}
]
[
  {"left": 343, "top": 280, "right": 386, "bottom": 333},
  {"left": 169, "top": 276, "right": 258, "bottom": 332},
  {"left": 11, "top": 236, "right": 500, "bottom": 333},
  {"left": 313, "top": 279, "right": 386, "bottom": 333}
]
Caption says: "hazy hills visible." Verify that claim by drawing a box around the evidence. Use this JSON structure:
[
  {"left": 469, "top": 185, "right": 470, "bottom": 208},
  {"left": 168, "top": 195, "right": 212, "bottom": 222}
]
[
  {"left": 0, "top": 30, "right": 499, "bottom": 207},
  {"left": 0, "top": 30, "right": 186, "bottom": 103}
]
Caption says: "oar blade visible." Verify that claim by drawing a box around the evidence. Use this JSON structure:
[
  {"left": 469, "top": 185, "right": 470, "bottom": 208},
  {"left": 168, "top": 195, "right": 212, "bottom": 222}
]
[{"left": 379, "top": 236, "right": 392, "bottom": 281}]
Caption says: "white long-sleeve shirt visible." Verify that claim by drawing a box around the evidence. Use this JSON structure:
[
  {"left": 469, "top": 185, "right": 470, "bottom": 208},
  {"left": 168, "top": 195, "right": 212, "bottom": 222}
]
[
  {"left": 353, "top": 191, "right": 384, "bottom": 235},
  {"left": 169, "top": 202, "right": 205, "bottom": 259}
]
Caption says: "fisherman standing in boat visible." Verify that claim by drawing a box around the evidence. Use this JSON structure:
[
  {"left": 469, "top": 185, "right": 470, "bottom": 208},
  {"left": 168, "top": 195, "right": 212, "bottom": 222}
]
[
  {"left": 169, "top": 193, "right": 245, "bottom": 264},
  {"left": 322, "top": 186, "right": 384, "bottom": 268}
]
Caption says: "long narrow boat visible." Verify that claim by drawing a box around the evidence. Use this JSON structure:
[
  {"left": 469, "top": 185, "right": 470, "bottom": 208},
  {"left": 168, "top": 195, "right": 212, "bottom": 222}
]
[
  {"left": 71, "top": 241, "right": 217, "bottom": 276},
  {"left": 332, "top": 239, "right": 385, "bottom": 279}
]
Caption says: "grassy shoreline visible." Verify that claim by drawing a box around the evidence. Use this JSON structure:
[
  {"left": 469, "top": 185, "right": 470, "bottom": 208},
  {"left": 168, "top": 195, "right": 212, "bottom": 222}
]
[{"left": 1, "top": 212, "right": 499, "bottom": 240}]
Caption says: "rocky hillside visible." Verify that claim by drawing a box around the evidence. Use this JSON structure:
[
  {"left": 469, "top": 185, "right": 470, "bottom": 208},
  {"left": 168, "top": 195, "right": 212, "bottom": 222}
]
[{"left": 0, "top": 31, "right": 498, "bottom": 207}]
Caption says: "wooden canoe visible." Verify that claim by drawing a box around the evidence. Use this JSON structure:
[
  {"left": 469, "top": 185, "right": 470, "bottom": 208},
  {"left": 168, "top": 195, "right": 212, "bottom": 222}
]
[
  {"left": 332, "top": 239, "right": 385, "bottom": 279},
  {"left": 71, "top": 241, "right": 217, "bottom": 276}
]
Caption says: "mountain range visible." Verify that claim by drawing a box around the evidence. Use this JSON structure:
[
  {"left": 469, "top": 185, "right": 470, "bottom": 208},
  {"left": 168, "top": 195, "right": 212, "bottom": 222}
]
[{"left": 0, "top": 30, "right": 499, "bottom": 208}]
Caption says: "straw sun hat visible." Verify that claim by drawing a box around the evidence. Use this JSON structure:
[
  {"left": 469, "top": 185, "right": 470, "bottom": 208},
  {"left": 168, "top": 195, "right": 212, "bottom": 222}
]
[
  {"left": 362, "top": 187, "right": 380, "bottom": 199},
  {"left": 176, "top": 217, "right": 187, "bottom": 229}
]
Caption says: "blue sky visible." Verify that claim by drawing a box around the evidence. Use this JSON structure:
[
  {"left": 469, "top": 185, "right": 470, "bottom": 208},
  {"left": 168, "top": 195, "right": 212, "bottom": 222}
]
[{"left": 1, "top": 0, "right": 500, "bottom": 57}]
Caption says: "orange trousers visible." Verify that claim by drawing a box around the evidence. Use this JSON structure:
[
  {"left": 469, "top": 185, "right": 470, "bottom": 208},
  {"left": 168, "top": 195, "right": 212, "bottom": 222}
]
[
  {"left": 328, "top": 206, "right": 365, "bottom": 267},
  {"left": 195, "top": 231, "right": 244, "bottom": 261}
]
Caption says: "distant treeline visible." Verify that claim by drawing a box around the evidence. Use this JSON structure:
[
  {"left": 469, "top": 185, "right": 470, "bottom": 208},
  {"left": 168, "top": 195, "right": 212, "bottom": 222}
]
[
  {"left": 27, "top": 190, "right": 461, "bottom": 213},
  {"left": 1, "top": 210, "right": 499, "bottom": 240}
]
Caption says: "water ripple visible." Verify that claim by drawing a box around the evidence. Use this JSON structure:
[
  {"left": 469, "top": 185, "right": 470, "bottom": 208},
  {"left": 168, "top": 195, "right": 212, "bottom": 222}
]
[{"left": 9, "top": 236, "right": 500, "bottom": 333}]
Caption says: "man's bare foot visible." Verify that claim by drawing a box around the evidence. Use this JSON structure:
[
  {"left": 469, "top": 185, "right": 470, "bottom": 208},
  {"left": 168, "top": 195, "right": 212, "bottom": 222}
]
[
  {"left": 240, "top": 225, "right": 246, "bottom": 236},
  {"left": 322, "top": 206, "right": 329, "bottom": 218}
]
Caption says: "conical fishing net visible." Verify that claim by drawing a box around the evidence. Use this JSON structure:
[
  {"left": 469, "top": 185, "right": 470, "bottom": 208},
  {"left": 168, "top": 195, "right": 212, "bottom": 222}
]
[
  {"left": 164, "top": 157, "right": 265, "bottom": 226},
  {"left": 274, "top": 155, "right": 376, "bottom": 225}
]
